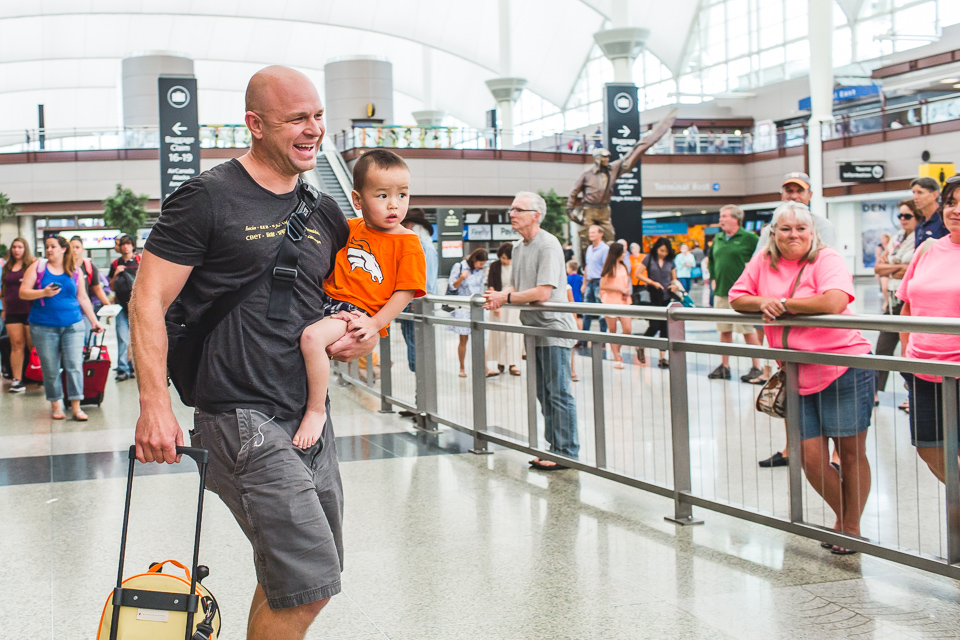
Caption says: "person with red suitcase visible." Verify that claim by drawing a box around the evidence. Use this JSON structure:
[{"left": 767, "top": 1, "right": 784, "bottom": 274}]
[{"left": 18, "top": 235, "right": 103, "bottom": 420}]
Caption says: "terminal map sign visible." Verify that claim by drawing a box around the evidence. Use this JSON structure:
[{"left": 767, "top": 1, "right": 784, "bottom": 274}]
[
  {"left": 158, "top": 77, "right": 200, "bottom": 201},
  {"left": 839, "top": 162, "right": 885, "bottom": 183},
  {"left": 604, "top": 84, "right": 643, "bottom": 243}
]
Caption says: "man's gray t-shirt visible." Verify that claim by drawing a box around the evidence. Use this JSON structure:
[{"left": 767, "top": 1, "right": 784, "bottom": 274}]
[
  {"left": 146, "top": 159, "right": 349, "bottom": 420},
  {"left": 510, "top": 229, "right": 577, "bottom": 348}
]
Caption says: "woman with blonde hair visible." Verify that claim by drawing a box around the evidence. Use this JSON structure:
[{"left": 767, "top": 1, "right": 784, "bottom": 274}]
[{"left": 730, "top": 202, "right": 874, "bottom": 554}]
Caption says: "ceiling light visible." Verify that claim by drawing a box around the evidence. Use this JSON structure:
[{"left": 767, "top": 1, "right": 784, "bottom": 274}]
[
  {"left": 941, "top": 78, "right": 960, "bottom": 84},
  {"left": 953, "top": 84, "right": 960, "bottom": 89},
  {"left": 734, "top": 129, "right": 742, "bottom": 135}
]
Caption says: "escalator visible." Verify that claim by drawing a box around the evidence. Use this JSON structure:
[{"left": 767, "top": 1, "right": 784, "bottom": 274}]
[{"left": 303, "top": 141, "right": 357, "bottom": 218}]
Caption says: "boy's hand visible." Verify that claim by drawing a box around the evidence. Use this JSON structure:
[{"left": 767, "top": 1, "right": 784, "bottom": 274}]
[{"left": 347, "top": 313, "right": 379, "bottom": 341}]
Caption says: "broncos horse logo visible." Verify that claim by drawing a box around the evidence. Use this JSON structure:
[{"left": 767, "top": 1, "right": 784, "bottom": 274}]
[{"left": 346, "top": 238, "right": 384, "bottom": 283}]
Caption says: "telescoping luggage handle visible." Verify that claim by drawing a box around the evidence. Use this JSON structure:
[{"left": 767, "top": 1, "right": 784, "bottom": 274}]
[{"left": 110, "top": 446, "right": 209, "bottom": 640}]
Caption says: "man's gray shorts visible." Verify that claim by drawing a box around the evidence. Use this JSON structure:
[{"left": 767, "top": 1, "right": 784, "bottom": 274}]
[{"left": 191, "top": 407, "right": 344, "bottom": 609}]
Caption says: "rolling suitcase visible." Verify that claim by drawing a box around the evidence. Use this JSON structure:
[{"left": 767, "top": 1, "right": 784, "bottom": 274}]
[
  {"left": 70, "top": 331, "right": 111, "bottom": 406},
  {"left": 96, "top": 446, "right": 221, "bottom": 640}
]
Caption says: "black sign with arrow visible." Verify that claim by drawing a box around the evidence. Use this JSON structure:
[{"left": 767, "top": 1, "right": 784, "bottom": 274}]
[
  {"left": 604, "top": 84, "right": 643, "bottom": 243},
  {"left": 158, "top": 77, "right": 201, "bottom": 201}
]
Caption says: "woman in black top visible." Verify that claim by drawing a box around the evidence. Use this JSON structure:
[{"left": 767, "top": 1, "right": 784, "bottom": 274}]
[
  {"left": 636, "top": 237, "right": 678, "bottom": 368},
  {"left": 2, "top": 237, "right": 35, "bottom": 392}
]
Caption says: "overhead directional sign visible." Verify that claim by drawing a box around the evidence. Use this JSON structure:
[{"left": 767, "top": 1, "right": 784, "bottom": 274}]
[
  {"left": 604, "top": 84, "right": 643, "bottom": 244},
  {"left": 158, "top": 77, "right": 200, "bottom": 201}
]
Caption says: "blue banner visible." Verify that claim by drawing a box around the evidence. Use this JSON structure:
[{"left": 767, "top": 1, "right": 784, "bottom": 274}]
[
  {"left": 798, "top": 84, "right": 880, "bottom": 111},
  {"left": 643, "top": 222, "right": 689, "bottom": 236}
]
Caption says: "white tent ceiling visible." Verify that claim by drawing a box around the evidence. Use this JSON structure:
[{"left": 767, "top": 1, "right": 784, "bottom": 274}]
[{"left": 0, "top": 0, "right": 703, "bottom": 131}]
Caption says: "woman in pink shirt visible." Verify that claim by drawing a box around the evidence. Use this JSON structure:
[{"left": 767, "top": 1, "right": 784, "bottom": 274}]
[
  {"left": 730, "top": 202, "right": 874, "bottom": 555},
  {"left": 897, "top": 176, "right": 960, "bottom": 484},
  {"left": 599, "top": 241, "right": 633, "bottom": 369}
]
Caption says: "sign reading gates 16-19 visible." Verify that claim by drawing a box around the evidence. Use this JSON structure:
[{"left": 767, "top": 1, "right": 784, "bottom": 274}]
[{"left": 158, "top": 77, "right": 200, "bottom": 201}]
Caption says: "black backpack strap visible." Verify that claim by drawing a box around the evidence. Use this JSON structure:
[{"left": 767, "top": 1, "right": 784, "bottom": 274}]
[
  {"left": 267, "top": 182, "right": 323, "bottom": 321},
  {"left": 196, "top": 182, "right": 323, "bottom": 335}
]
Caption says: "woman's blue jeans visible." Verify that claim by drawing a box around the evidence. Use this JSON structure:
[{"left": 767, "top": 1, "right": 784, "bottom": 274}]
[{"left": 31, "top": 320, "right": 85, "bottom": 402}]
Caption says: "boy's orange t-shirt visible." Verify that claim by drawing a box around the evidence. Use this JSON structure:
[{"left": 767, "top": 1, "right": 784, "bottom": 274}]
[{"left": 323, "top": 217, "right": 427, "bottom": 336}]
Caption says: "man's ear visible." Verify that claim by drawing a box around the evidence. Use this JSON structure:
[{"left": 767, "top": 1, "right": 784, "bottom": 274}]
[{"left": 245, "top": 111, "right": 265, "bottom": 140}]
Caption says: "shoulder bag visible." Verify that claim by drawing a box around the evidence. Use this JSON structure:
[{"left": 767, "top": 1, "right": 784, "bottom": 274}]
[{"left": 755, "top": 262, "right": 807, "bottom": 419}]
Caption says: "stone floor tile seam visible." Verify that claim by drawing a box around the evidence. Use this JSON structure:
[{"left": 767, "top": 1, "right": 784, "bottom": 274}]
[{"left": 340, "top": 590, "right": 393, "bottom": 640}]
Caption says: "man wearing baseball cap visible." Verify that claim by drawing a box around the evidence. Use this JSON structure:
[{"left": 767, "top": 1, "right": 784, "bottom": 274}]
[{"left": 755, "top": 172, "right": 837, "bottom": 253}]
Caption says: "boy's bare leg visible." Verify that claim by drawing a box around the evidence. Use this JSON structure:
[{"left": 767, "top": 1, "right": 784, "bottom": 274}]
[{"left": 295, "top": 317, "right": 348, "bottom": 449}]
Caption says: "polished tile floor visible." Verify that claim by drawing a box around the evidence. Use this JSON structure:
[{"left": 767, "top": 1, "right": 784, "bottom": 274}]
[{"left": 5, "top": 281, "right": 960, "bottom": 639}]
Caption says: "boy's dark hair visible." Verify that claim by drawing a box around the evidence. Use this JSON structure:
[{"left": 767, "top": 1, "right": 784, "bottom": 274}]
[
  {"left": 118, "top": 234, "right": 135, "bottom": 247},
  {"left": 353, "top": 149, "right": 409, "bottom": 193}
]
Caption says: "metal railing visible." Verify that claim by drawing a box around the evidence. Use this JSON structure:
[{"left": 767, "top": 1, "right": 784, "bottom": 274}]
[
  {"left": 0, "top": 124, "right": 251, "bottom": 154},
  {"left": 4, "top": 91, "right": 958, "bottom": 157},
  {"left": 335, "top": 294, "right": 960, "bottom": 580}
]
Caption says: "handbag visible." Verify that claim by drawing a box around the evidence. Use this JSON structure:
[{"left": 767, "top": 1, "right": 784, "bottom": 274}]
[
  {"left": 755, "top": 263, "right": 807, "bottom": 419},
  {"left": 442, "top": 261, "right": 465, "bottom": 312}
]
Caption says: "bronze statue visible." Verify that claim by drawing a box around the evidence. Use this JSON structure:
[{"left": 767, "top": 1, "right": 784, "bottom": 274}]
[{"left": 567, "top": 108, "right": 678, "bottom": 249}]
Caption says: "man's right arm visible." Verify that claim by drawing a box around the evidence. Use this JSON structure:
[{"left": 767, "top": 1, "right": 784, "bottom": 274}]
[
  {"left": 129, "top": 251, "right": 194, "bottom": 464},
  {"left": 568, "top": 174, "right": 584, "bottom": 209}
]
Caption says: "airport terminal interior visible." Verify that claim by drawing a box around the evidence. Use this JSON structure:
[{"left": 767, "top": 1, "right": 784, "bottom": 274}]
[{"left": 5, "top": 1, "right": 960, "bottom": 638}]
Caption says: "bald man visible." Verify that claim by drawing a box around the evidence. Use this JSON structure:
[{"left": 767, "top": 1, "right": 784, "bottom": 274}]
[{"left": 130, "top": 66, "right": 376, "bottom": 639}]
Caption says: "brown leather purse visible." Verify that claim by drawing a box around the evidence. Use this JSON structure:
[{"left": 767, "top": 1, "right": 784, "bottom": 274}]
[{"left": 755, "top": 263, "right": 807, "bottom": 418}]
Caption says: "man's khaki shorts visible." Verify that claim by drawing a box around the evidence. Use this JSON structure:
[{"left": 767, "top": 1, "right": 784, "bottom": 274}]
[
  {"left": 714, "top": 295, "right": 755, "bottom": 334},
  {"left": 192, "top": 406, "right": 344, "bottom": 609}
]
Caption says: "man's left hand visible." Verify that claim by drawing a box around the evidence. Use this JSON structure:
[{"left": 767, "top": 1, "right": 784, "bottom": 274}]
[
  {"left": 484, "top": 290, "right": 507, "bottom": 310},
  {"left": 328, "top": 329, "right": 378, "bottom": 362}
]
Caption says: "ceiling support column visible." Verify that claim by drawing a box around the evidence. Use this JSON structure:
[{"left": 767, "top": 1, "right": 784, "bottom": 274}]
[
  {"left": 486, "top": 0, "right": 526, "bottom": 149},
  {"left": 808, "top": 0, "right": 834, "bottom": 220}
]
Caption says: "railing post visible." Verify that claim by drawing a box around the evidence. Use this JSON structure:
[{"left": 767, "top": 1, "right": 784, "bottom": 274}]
[
  {"left": 665, "top": 303, "right": 703, "bottom": 526},
  {"left": 525, "top": 334, "right": 539, "bottom": 449},
  {"left": 365, "top": 341, "right": 376, "bottom": 388},
  {"left": 415, "top": 298, "right": 439, "bottom": 433},
  {"left": 469, "top": 296, "right": 491, "bottom": 454},
  {"left": 591, "top": 342, "right": 606, "bottom": 469},
  {"left": 785, "top": 361, "right": 804, "bottom": 523},
  {"left": 378, "top": 332, "right": 393, "bottom": 413},
  {"left": 943, "top": 377, "right": 960, "bottom": 564}
]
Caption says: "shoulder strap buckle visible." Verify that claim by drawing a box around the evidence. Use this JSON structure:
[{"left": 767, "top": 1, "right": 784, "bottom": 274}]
[{"left": 272, "top": 266, "right": 298, "bottom": 282}]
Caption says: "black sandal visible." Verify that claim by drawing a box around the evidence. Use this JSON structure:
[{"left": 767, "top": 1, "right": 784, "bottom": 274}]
[{"left": 831, "top": 545, "right": 857, "bottom": 555}]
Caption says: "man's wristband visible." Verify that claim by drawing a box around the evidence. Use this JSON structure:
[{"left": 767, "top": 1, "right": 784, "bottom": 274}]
[{"left": 507, "top": 293, "right": 511, "bottom": 304}]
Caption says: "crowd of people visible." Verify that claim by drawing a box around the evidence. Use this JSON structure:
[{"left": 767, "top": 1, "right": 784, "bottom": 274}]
[
  {"left": 0, "top": 64, "right": 958, "bottom": 638},
  {"left": 436, "top": 169, "right": 960, "bottom": 555},
  {"left": 1, "top": 233, "right": 140, "bottom": 418}
]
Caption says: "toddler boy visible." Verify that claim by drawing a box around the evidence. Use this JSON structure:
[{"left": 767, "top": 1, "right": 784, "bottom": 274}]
[{"left": 294, "top": 149, "right": 426, "bottom": 448}]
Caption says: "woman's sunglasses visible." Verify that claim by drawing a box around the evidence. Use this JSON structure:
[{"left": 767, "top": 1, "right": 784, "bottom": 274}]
[{"left": 898, "top": 213, "right": 914, "bottom": 220}]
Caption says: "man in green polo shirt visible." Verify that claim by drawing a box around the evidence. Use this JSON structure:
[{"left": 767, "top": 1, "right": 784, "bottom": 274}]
[{"left": 707, "top": 204, "right": 762, "bottom": 380}]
